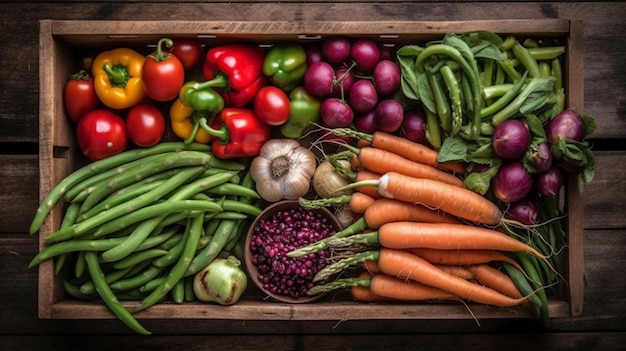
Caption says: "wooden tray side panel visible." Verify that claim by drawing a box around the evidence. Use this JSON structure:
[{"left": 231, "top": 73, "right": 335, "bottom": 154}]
[{"left": 565, "top": 19, "right": 585, "bottom": 317}]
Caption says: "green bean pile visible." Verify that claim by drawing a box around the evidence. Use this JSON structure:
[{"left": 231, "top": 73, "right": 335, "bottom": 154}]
[{"left": 28, "top": 142, "right": 263, "bottom": 335}]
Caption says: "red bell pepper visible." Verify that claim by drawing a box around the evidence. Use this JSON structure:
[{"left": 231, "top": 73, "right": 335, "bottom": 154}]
[
  {"left": 202, "top": 43, "right": 267, "bottom": 107},
  {"left": 205, "top": 108, "right": 271, "bottom": 159}
]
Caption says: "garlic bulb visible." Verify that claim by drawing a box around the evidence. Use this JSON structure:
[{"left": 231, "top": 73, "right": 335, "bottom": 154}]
[{"left": 250, "top": 139, "right": 317, "bottom": 202}]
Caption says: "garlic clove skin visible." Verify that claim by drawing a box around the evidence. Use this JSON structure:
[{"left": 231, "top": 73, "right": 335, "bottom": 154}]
[
  {"left": 250, "top": 138, "right": 318, "bottom": 202},
  {"left": 193, "top": 256, "right": 248, "bottom": 305}
]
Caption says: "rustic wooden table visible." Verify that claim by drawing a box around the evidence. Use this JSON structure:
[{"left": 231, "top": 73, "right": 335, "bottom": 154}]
[{"left": 1, "top": 1, "right": 625, "bottom": 350}]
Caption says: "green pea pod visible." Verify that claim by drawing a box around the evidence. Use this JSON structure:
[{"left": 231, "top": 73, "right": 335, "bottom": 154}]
[
  {"left": 263, "top": 43, "right": 307, "bottom": 92},
  {"left": 280, "top": 86, "right": 321, "bottom": 138}
]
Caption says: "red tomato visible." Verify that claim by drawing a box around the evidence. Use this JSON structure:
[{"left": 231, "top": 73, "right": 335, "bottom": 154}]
[
  {"left": 77, "top": 109, "right": 128, "bottom": 161},
  {"left": 64, "top": 71, "right": 99, "bottom": 122},
  {"left": 126, "top": 104, "right": 166, "bottom": 147},
  {"left": 253, "top": 86, "right": 290, "bottom": 125},
  {"left": 142, "top": 41, "right": 185, "bottom": 101},
  {"left": 170, "top": 39, "right": 204, "bottom": 71}
]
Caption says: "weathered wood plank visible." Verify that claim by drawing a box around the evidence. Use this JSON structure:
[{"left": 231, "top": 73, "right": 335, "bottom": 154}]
[{"left": 3, "top": 333, "right": 626, "bottom": 351}]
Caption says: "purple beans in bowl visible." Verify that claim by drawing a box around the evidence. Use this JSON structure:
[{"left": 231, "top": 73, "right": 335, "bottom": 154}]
[{"left": 244, "top": 200, "right": 342, "bottom": 303}]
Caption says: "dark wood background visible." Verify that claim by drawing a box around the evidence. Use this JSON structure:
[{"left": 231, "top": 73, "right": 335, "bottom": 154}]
[{"left": 1, "top": 1, "right": 625, "bottom": 350}]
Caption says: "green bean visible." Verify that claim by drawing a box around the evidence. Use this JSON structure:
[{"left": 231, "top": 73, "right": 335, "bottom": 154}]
[
  {"left": 206, "top": 182, "right": 260, "bottom": 199},
  {"left": 74, "top": 251, "right": 87, "bottom": 279},
  {"left": 516, "top": 252, "right": 550, "bottom": 326},
  {"left": 497, "top": 59, "right": 521, "bottom": 82},
  {"left": 427, "top": 71, "right": 451, "bottom": 133},
  {"left": 184, "top": 276, "right": 195, "bottom": 302},
  {"left": 459, "top": 72, "right": 474, "bottom": 118},
  {"left": 100, "top": 172, "right": 234, "bottom": 262},
  {"left": 67, "top": 154, "right": 167, "bottom": 204},
  {"left": 122, "top": 260, "right": 153, "bottom": 280},
  {"left": 78, "top": 179, "right": 166, "bottom": 221},
  {"left": 482, "top": 83, "right": 514, "bottom": 101},
  {"left": 158, "top": 233, "right": 184, "bottom": 251},
  {"left": 109, "top": 265, "right": 163, "bottom": 291},
  {"left": 64, "top": 280, "right": 96, "bottom": 300},
  {"left": 539, "top": 62, "right": 551, "bottom": 77},
  {"left": 153, "top": 227, "right": 189, "bottom": 268},
  {"left": 79, "top": 265, "right": 134, "bottom": 296},
  {"left": 551, "top": 58, "right": 563, "bottom": 93},
  {"left": 29, "top": 237, "right": 128, "bottom": 268},
  {"left": 224, "top": 218, "right": 247, "bottom": 252},
  {"left": 528, "top": 46, "right": 565, "bottom": 61},
  {"left": 30, "top": 142, "right": 211, "bottom": 234},
  {"left": 481, "top": 58, "right": 495, "bottom": 87},
  {"left": 500, "top": 36, "right": 517, "bottom": 51},
  {"left": 513, "top": 42, "right": 541, "bottom": 78},
  {"left": 84, "top": 251, "right": 151, "bottom": 335},
  {"left": 139, "top": 276, "right": 165, "bottom": 293},
  {"left": 168, "top": 172, "right": 237, "bottom": 201},
  {"left": 204, "top": 211, "right": 249, "bottom": 221},
  {"left": 424, "top": 106, "right": 442, "bottom": 150},
  {"left": 171, "top": 279, "right": 185, "bottom": 304},
  {"left": 204, "top": 218, "right": 222, "bottom": 236},
  {"left": 494, "top": 62, "right": 506, "bottom": 85},
  {"left": 502, "top": 262, "right": 542, "bottom": 317},
  {"left": 79, "top": 152, "right": 215, "bottom": 214},
  {"left": 112, "top": 249, "right": 169, "bottom": 270},
  {"left": 47, "top": 200, "right": 221, "bottom": 243},
  {"left": 440, "top": 64, "right": 463, "bottom": 136},
  {"left": 480, "top": 71, "right": 528, "bottom": 118},
  {"left": 196, "top": 234, "right": 214, "bottom": 252},
  {"left": 416, "top": 44, "right": 483, "bottom": 138},
  {"left": 185, "top": 218, "right": 238, "bottom": 276},
  {"left": 135, "top": 227, "right": 178, "bottom": 251},
  {"left": 54, "top": 202, "right": 82, "bottom": 275},
  {"left": 137, "top": 214, "right": 204, "bottom": 312}
]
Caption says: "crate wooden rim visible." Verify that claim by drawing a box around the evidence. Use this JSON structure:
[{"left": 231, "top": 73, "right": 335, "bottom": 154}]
[{"left": 38, "top": 19, "right": 585, "bottom": 321}]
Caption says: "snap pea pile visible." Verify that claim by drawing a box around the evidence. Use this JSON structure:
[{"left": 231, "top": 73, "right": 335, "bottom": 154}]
[
  {"left": 397, "top": 32, "right": 565, "bottom": 146},
  {"left": 28, "top": 142, "right": 263, "bottom": 335}
]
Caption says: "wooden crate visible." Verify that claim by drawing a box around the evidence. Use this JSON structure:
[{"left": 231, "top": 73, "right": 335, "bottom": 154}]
[{"left": 37, "top": 19, "right": 584, "bottom": 321}]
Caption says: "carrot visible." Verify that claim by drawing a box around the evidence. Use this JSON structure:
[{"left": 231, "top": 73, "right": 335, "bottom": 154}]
[
  {"left": 350, "top": 271, "right": 392, "bottom": 302},
  {"left": 378, "top": 222, "right": 546, "bottom": 259},
  {"left": 338, "top": 171, "right": 503, "bottom": 225},
  {"left": 409, "top": 248, "right": 524, "bottom": 273},
  {"left": 352, "top": 146, "right": 464, "bottom": 187},
  {"left": 348, "top": 192, "right": 376, "bottom": 214},
  {"left": 332, "top": 128, "right": 466, "bottom": 174},
  {"left": 363, "top": 198, "right": 460, "bottom": 229},
  {"left": 310, "top": 270, "right": 458, "bottom": 302},
  {"left": 435, "top": 264, "right": 474, "bottom": 280},
  {"left": 376, "top": 248, "right": 529, "bottom": 307},
  {"left": 466, "top": 264, "right": 524, "bottom": 299},
  {"left": 369, "top": 273, "right": 458, "bottom": 301},
  {"left": 364, "top": 255, "right": 473, "bottom": 280},
  {"left": 353, "top": 170, "right": 383, "bottom": 199},
  {"left": 362, "top": 260, "right": 382, "bottom": 274}
]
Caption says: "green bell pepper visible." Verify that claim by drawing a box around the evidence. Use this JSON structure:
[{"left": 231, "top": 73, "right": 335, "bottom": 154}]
[
  {"left": 280, "top": 86, "right": 321, "bottom": 138},
  {"left": 263, "top": 44, "right": 307, "bottom": 93},
  {"left": 178, "top": 79, "right": 226, "bottom": 112}
]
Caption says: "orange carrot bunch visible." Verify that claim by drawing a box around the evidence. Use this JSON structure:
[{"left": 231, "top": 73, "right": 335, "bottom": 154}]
[{"left": 293, "top": 129, "right": 551, "bottom": 320}]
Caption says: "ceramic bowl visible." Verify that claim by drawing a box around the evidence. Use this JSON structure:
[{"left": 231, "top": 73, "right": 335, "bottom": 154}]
[{"left": 244, "top": 200, "right": 342, "bottom": 303}]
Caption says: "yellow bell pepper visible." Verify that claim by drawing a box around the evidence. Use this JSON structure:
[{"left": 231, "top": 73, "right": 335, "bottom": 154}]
[
  {"left": 169, "top": 98, "right": 212, "bottom": 144},
  {"left": 92, "top": 48, "right": 146, "bottom": 110}
]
